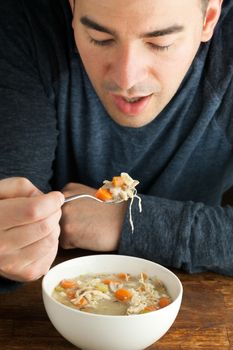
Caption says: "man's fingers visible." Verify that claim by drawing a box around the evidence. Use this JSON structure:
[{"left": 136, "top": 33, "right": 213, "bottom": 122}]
[
  {"left": 0, "top": 177, "right": 41, "bottom": 199},
  {"left": 0, "top": 191, "right": 64, "bottom": 230},
  {"left": 0, "top": 233, "right": 60, "bottom": 282},
  {"left": 0, "top": 210, "right": 62, "bottom": 253},
  {"left": 0, "top": 178, "right": 64, "bottom": 282}
]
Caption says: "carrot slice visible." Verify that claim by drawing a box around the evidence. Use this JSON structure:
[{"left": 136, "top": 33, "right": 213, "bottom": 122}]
[
  {"left": 143, "top": 305, "right": 159, "bottom": 312},
  {"left": 96, "top": 188, "right": 113, "bottom": 201},
  {"left": 117, "top": 273, "right": 127, "bottom": 280},
  {"left": 102, "top": 279, "right": 112, "bottom": 285},
  {"left": 66, "top": 290, "right": 76, "bottom": 299},
  {"left": 114, "top": 288, "right": 132, "bottom": 302},
  {"left": 159, "top": 297, "right": 171, "bottom": 308},
  {"left": 60, "top": 279, "right": 76, "bottom": 289},
  {"left": 73, "top": 296, "right": 88, "bottom": 308},
  {"left": 112, "top": 176, "right": 124, "bottom": 187},
  {"left": 102, "top": 279, "right": 120, "bottom": 285}
]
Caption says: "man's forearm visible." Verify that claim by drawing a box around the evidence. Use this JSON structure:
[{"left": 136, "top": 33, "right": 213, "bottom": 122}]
[{"left": 119, "top": 194, "right": 233, "bottom": 276}]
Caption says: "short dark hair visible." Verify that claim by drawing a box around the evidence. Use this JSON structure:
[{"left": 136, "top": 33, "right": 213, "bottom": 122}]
[{"left": 73, "top": 0, "right": 209, "bottom": 16}]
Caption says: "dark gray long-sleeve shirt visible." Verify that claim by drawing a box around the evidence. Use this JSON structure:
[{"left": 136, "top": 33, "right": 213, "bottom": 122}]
[{"left": 0, "top": 0, "right": 233, "bottom": 291}]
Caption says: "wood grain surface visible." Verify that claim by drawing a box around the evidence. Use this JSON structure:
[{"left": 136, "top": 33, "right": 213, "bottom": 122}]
[{"left": 1, "top": 248, "right": 233, "bottom": 350}]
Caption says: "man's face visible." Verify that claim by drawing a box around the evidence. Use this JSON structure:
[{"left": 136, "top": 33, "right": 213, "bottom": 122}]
[{"left": 70, "top": 0, "right": 215, "bottom": 127}]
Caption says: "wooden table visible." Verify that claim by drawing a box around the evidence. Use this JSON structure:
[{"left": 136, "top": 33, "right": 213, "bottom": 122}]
[{"left": 1, "top": 248, "right": 233, "bottom": 350}]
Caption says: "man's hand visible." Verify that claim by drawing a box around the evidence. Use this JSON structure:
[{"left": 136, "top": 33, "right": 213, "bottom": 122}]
[
  {"left": 60, "top": 183, "right": 127, "bottom": 251},
  {"left": 0, "top": 177, "right": 64, "bottom": 282}
]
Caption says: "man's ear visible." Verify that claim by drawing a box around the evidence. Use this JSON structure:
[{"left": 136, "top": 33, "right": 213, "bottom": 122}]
[
  {"left": 201, "top": 0, "right": 223, "bottom": 42},
  {"left": 69, "top": 0, "right": 75, "bottom": 13}
]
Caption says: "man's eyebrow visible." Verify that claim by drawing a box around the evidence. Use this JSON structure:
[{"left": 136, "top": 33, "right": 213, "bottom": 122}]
[
  {"left": 80, "top": 16, "right": 116, "bottom": 36},
  {"left": 141, "top": 25, "right": 184, "bottom": 38},
  {"left": 80, "top": 16, "right": 184, "bottom": 38}
]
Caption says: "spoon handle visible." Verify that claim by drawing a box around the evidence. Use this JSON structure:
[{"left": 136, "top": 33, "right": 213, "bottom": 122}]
[{"left": 64, "top": 194, "right": 103, "bottom": 203}]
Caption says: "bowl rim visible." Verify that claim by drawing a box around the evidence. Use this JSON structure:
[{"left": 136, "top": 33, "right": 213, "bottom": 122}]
[{"left": 42, "top": 254, "right": 183, "bottom": 319}]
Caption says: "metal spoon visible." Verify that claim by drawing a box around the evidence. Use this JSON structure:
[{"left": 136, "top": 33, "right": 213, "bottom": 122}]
[{"left": 64, "top": 193, "right": 123, "bottom": 204}]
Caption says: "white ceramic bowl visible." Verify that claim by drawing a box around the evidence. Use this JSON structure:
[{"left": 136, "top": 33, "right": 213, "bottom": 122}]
[{"left": 42, "top": 255, "right": 183, "bottom": 350}]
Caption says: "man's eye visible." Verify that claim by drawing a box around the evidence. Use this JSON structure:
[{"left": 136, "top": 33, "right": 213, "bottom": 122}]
[
  {"left": 89, "top": 38, "right": 114, "bottom": 47},
  {"left": 147, "top": 42, "right": 172, "bottom": 51}
]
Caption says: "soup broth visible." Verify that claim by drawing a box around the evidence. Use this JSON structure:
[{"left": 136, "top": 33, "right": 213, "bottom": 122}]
[{"left": 52, "top": 272, "right": 172, "bottom": 316}]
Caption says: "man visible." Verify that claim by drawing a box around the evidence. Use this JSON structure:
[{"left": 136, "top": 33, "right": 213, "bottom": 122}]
[{"left": 0, "top": 0, "right": 232, "bottom": 292}]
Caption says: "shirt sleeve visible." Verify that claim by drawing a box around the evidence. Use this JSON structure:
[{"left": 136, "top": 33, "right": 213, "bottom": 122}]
[
  {"left": 119, "top": 194, "right": 233, "bottom": 276},
  {"left": 0, "top": 2, "right": 58, "bottom": 292},
  {"left": 0, "top": 277, "right": 22, "bottom": 293},
  {"left": 0, "top": 1, "right": 58, "bottom": 192}
]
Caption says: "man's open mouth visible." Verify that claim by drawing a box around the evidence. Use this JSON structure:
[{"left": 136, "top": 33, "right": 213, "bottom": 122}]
[
  {"left": 123, "top": 96, "right": 145, "bottom": 103},
  {"left": 112, "top": 94, "right": 153, "bottom": 115}
]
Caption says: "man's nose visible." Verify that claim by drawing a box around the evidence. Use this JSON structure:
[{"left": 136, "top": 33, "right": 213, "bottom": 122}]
[{"left": 109, "top": 44, "right": 147, "bottom": 92}]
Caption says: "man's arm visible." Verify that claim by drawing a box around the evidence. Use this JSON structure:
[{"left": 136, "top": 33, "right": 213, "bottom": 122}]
[
  {"left": 60, "top": 183, "right": 127, "bottom": 251},
  {"left": 60, "top": 183, "right": 233, "bottom": 276},
  {"left": 0, "top": 3, "right": 61, "bottom": 291},
  {"left": 119, "top": 194, "right": 233, "bottom": 276},
  {"left": 0, "top": 1, "right": 58, "bottom": 192}
]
